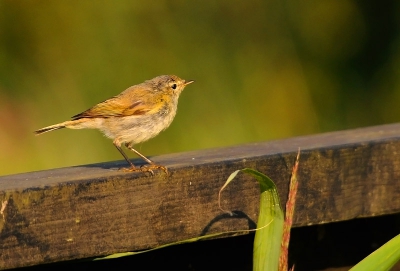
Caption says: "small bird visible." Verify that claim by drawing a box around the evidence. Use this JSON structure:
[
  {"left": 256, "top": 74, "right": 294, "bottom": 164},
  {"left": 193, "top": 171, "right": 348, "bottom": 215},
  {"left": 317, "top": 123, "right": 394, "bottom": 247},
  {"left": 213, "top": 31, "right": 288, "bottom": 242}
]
[{"left": 35, "top": 75, "right": 194, "bottom": 174}]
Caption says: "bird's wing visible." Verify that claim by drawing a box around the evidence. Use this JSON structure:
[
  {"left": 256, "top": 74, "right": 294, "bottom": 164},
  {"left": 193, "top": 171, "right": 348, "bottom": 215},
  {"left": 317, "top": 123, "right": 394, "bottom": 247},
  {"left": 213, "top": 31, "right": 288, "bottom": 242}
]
[
  {"left": 71, "top": 85, "right": 158, "bottom": 119},
  {"left": 72, "top": 99, "right": 151, "bottom": 119}
]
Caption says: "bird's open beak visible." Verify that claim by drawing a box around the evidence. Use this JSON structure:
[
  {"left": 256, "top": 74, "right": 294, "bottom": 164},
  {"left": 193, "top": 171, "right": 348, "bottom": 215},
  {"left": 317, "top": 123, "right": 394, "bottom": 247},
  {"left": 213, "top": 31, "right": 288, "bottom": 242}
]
[{"left": 184, "top": 80, "right": 195, "bottom": 86}]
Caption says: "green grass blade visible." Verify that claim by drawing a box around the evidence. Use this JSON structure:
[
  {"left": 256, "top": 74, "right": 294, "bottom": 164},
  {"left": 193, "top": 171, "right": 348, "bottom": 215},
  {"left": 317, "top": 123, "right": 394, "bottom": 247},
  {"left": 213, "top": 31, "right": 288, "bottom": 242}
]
[
  {"left": 350, "top": 233, "right": 400, "bottom": 271},
  {"left": 95, "top": 232, "right": 227, "bottom": 260},
  {"left": 219, "top": 168, "right": 284, "bottom": 271},
  {"left": 241, "top": 169, "right": 284, "bottom": 271}
]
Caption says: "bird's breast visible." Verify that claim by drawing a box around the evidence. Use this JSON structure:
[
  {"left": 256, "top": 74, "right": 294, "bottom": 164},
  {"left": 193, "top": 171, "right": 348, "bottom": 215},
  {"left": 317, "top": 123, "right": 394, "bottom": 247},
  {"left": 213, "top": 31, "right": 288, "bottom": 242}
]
[{"left": 100, "top": 100, "right": 178, "bottom": 145}]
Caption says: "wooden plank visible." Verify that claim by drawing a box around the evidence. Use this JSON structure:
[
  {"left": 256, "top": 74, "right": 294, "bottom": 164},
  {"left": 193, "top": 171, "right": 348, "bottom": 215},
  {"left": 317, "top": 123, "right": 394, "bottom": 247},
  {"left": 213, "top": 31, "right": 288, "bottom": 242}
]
[{"left": 1, "top": 123, "right": 400, "bottom": 269}]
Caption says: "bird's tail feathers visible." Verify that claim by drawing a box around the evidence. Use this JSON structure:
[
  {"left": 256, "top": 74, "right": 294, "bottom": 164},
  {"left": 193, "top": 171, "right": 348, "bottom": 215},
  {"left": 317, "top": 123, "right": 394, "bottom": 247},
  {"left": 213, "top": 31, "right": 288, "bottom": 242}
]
[
  {"left": 34, "top": 122, "right": 68, "bottom": 135},
  {"left": 35, "top": 119, "right": 98, "bottom": 135}
]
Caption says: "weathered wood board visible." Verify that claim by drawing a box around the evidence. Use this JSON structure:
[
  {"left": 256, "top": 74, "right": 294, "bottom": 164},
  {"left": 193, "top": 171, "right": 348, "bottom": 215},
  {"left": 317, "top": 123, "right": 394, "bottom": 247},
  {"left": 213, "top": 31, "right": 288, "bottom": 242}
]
[{"left": 1, "top": 123, "right": 400, "bottom": 269}]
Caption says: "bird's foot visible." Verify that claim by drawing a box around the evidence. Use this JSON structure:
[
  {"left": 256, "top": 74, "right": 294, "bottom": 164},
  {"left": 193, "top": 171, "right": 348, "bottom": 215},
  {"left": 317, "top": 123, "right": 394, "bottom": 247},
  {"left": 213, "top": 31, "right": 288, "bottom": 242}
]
[
  {"left": 140, "top": 164, "right": 169, "bottom": 176},
  {"left": 120, "top": 164, "right": 168, "bottom": 176}
]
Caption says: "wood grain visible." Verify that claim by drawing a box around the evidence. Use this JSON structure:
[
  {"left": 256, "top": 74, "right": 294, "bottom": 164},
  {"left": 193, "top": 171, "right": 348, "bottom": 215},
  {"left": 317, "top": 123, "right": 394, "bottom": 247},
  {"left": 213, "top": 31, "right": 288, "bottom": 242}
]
[{"left": 1, "top": 123, "right": 400, "bottom": 269}]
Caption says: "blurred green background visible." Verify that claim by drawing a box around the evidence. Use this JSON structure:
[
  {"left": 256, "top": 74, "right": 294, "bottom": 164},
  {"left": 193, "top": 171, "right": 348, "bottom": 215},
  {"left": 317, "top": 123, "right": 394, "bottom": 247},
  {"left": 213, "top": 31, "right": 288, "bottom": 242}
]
[{"left": 1, "top": 1, "right": 399, "bottom": 176}]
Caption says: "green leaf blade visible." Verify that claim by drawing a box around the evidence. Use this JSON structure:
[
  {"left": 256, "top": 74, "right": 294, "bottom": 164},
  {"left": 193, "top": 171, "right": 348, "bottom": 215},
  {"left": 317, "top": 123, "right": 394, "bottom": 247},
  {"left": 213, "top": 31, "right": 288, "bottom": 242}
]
[
  {"left": 350, "top": 233, "right": 400, "bottom": 271},
  {"left": 238, "top": 169, "right": 284, "bottom": 271}
]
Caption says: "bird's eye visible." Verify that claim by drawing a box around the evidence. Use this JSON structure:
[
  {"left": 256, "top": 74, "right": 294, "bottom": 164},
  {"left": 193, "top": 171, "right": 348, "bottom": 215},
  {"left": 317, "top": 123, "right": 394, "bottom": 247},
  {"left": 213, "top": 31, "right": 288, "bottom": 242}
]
[{"left": 171, "top": 83, "right": 177, "bottom": 89}]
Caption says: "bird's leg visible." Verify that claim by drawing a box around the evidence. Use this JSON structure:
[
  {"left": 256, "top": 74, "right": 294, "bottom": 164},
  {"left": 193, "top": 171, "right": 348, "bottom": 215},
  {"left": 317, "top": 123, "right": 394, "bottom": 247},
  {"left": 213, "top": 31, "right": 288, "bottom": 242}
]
[
  {"left": 113, "top": 140, "right": 138, "bottom": 171},
  {"left": 125, "top": 143, "right": 168, "bottom": 175}
]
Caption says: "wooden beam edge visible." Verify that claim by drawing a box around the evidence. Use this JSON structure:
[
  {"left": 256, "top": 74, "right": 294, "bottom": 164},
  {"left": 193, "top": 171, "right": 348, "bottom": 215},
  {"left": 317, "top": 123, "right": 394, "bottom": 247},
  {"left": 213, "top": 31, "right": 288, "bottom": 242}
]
[{"left": 0, "top": 123, "right": 400, "bottom": 269}]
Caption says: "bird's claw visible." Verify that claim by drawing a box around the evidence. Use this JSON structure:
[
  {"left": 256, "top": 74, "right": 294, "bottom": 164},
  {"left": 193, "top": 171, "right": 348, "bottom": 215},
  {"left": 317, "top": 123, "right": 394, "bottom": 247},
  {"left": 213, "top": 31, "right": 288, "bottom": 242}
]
[
  {"left": 140, "top": 164, "right": 169, "bottom": 176},
  {"left": 119, "top": 164, "right": 168, "bottom": 176}
]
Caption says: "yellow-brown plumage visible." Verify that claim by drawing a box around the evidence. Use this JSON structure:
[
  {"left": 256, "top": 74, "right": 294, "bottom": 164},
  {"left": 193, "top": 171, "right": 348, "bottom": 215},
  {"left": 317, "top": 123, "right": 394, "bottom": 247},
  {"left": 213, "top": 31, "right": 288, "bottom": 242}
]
[{"left": 35, "top": 75, "right": 194, "bottom": 174}]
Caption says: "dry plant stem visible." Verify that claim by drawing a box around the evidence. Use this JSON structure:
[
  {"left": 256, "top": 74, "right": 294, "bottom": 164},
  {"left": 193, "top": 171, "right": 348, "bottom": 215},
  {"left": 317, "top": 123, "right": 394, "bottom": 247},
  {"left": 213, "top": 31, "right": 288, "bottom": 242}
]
[{"left": 279, "top": 149, "right": 300, "bottom": 271}]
